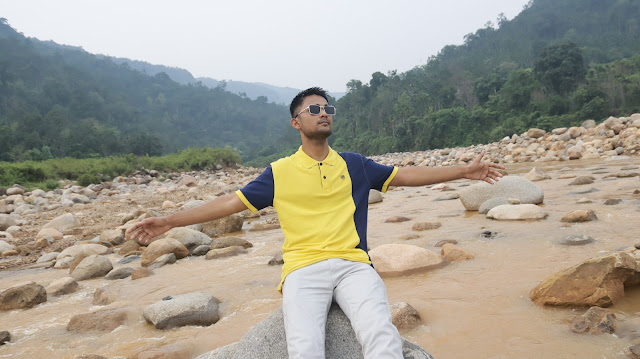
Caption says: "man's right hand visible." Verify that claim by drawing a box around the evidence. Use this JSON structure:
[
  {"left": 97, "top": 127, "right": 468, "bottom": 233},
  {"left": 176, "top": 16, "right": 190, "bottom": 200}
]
[{"left": 126, "top": 217, "right": 172, "bottom": 245}]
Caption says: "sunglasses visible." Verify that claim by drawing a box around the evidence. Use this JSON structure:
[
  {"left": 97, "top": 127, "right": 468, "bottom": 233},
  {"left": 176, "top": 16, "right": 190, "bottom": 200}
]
[{"left": 295, "top": 105, "right": 336, "bottom": 118}]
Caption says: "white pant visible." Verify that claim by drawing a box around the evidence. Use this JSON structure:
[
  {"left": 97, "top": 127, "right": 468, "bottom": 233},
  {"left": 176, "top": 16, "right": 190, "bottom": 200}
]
[{"left": 282, "top": 258, "right": 403, "bottom": 359}]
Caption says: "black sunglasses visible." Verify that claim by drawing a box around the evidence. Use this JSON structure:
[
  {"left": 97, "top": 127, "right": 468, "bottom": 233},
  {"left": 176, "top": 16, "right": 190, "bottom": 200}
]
[{"left": 295, "top": 105, "right": 336, "bottom": 118}]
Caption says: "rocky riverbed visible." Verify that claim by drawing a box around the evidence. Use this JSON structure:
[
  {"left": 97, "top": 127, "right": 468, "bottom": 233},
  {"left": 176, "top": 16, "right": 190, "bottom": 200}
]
[{"left": 1, "top": 114, "right": 640, "bottom": 359}]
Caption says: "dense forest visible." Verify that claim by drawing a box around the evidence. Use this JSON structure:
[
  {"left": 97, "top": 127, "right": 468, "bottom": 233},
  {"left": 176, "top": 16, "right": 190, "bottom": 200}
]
[
  {"left": 324, "top": 0, "right": 640, "bottom": 156},
  {"left": 2, "top": 0, "right": 640, "bottom": 168},
  {"left": 0, "top": 19, "right": 290, "bottom": 162}
]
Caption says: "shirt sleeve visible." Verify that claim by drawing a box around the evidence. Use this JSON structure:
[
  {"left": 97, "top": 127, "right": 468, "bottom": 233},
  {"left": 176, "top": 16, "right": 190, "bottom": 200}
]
[
  {"left": 235, "top": 166, "right": 274, "bottom": 212},
  {"left": 361, "top": 156, "right": 398, "bottom": 193}
]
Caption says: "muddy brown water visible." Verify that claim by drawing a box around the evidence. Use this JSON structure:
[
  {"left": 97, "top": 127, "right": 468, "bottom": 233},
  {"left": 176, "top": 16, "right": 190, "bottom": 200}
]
[{"left": 1, "top": 157, "right": 640, "bottom": 359}]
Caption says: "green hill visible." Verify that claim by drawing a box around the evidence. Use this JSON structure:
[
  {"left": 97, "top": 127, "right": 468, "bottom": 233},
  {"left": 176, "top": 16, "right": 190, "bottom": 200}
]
[{"left": 0, "top": 18, "right": 290, "bottom": 162}]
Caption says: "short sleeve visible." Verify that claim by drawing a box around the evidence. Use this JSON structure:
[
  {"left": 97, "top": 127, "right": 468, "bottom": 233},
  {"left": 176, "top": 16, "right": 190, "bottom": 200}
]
[
  {"left": 362, "top": 156, "right": 398, "bottom": 193},
  {"left": 235, "top": 166, "right": 274, "bottom": 212}
]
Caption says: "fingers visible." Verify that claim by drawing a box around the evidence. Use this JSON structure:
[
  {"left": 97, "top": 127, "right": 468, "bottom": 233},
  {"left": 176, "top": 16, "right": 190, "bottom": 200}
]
[{"left": 472, "top": 150, "right": 486, "bottom": 164}]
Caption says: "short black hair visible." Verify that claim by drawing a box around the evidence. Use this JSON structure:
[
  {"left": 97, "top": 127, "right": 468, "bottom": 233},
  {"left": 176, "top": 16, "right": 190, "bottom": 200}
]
[{"left": 289, "top": 87, "right": 329, "bottom": 117}]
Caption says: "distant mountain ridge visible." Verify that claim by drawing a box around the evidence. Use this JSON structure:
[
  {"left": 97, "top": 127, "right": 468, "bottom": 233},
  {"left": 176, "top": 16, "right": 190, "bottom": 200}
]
[{"left": 107, "top": 57, "right": 344, "bottom": 104}]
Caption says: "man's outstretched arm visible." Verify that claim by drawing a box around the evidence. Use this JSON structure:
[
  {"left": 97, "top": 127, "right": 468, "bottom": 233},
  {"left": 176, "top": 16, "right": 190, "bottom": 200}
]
[
  {"left": 388, "top": 150, "right": 505, "bottom": 187},
  {"left": 126, "top": 193, "right": 248, "bottom": 244}
]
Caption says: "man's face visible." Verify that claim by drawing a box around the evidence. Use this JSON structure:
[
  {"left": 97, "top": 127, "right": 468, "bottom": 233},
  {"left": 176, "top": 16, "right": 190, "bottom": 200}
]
[{"left": 292, "top": 94, "right": 333, "bottom": 140}]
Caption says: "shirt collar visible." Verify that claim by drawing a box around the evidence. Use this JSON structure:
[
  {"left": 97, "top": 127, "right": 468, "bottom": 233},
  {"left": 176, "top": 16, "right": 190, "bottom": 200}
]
[{"left": 293, "top": 146, "right": 337, "bottom": 169}]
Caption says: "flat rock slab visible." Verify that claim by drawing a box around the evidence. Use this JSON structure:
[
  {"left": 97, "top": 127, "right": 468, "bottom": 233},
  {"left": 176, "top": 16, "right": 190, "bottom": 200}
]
[
  {"left": 143, "top": 292, "right": 220, "bottom": 329},
  {"left": 559, "top": 234, "right": 595, "bottom": 246},
  {"left": 369, "top": 244, "right": 445, "bottom": 276},
  {"left": 195, "top": 304, "right": 434, "bottom": 359},
  {"left": 486, "top": 204, "right": 548, "bottom": 220}
]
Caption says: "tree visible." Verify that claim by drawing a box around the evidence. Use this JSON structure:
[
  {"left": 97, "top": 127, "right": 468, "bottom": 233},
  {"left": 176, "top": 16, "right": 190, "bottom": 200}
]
[{"left": 534, "top": 41, "right": 586, "bottom": 95}]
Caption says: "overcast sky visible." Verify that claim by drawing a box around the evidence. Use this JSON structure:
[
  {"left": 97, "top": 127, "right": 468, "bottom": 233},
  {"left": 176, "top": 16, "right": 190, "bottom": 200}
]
[{"left": 2, "top": 0, "right": 530, "bottom": 93}]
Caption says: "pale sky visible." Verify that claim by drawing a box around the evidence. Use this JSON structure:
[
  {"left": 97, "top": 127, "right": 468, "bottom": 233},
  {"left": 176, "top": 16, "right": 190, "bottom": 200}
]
[{"left": 2, "top": 0, "right": 530, "bottom": 93}]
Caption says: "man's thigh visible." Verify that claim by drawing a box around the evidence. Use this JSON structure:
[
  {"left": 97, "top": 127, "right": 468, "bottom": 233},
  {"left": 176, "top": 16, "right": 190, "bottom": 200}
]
[
  {"left": 333, "top": 260, "right": 403, "bottom": 359},
  {"left": 282, "top": 260, "right": 334, "bottom": 359}
]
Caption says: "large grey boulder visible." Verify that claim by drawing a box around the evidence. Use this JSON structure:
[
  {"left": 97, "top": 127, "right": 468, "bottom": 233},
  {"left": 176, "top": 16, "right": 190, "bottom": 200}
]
[
  {"left": 458, "top": 175, "right": 544, "bottom": 211},
  {"left": 70, "top": 255, "right": 113, "bottom": 281},
  {"left": 195, "top": 304, "right": 433, "bottom": 359},
  {"left": 143, "top": 292, "right": 220, "bottom": 329}
]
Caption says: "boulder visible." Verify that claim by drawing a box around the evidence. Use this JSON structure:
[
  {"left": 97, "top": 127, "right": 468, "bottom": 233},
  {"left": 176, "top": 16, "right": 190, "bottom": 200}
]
[
  {"left": 390, "top": 302, "right": 423, "bottom": 331},
  {"left": 368, "top": 190, "right": 383, "bottom": 204},
  {"left": 530, "top": 250, "right": 640, "bottom": 307},
  {"left": 36, "top": 252, "right": 60, "bottom": 263},
  {"left": 105, "top": 267, "right": 135, "bottom": 280},
  {"left": 561, "top": 210, "right": 598, "bottom": 223},
  {"left": 441, "top": 243, "right": 474, "bottom": 262},
  {"left": 36, "top": 227, "right": 63, "bottom": 241},
  {"left": 46, "top": 277, "right": 79, "bottom": 296},
  {"left": 268, "top": 253, "right": 284, "bottom": 266},
  {"left": 458, "top": 176, "right": 544, "bottom": 211},
  {"left": 0, "top": 214, "right": 16, "bottom": 231},
  {"left": 141, "top": 238, "right": 189, "bottom": 267},
  {"left": 206, "top": 246, "right": 247, "bottom": 260},
  {"left": 210, "top": 237, "right": 253, "bottom": 249},
  {"left": 203, "top": 214, "right": 244, "bottom": 236},
  {"left": 143, "top": 292, "right": 220, "bottom": 329},
  {"left": 194, "top": 304, "right": 433, "bottom": 359},
  {"left": 523, "top": 167, "right": 551, "bottom": 181},
  {"left": 0, "top": 331, "right": 9, "bottom": 345},
  {"left": 527, "top": 128, "right": 546, "bottom": 138},
  {"left": 67, "top": 308, "right": 133, "bottom": 333},
  {"left": 369, "top": 244, "right": 445, "bottom": 276},
  {"left": 0, "top": 281, "right": 47, "bottom": 310},
  {"left": 0, "top": 240, "right": 15, "bottom": 253},
  {"left": 57, "top": 243, "right": 112, "bottom": 261},
  {"left": 148, "top": 253, "right": 177, "bottom": 270},
  {"left": 569, "top": 176, "right": 595, "bottom": 185},
  {"left": 570, "top": 307, "right": 616, "bottom": 335},
  {"left": 478, "top": 197, "right": 511, "bottom": 214},
  {"left": 486, "top": 204, "right": 548, "bottom": 220},
  {"left": 164, "top": 227, "right": 213, "bottom": 253},
  {"left": 70, "top": 255, "right": 114, "bottom": 281},
  {"left": 99, "top": 229, "right": 124, "bottom": 245},
  {"left": 42, "top": 213, "right": 79, "bottom": 232}
]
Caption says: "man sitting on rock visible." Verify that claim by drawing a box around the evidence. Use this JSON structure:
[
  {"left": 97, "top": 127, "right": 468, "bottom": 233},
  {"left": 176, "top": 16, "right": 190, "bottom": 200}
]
[{"left": 127, "top": 87, "right": 504, "bottom": 359}]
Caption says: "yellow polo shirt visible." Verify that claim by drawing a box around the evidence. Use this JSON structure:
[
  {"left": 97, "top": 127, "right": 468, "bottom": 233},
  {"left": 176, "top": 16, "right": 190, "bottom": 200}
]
[{"left": 236, "top": 146, "right": 397, "bottom": 292}]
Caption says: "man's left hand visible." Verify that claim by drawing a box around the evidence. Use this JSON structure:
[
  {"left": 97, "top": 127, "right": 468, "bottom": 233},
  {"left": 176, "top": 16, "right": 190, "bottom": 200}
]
[{"left": 464, "top": 150, "right": 505, "bottom": 184}]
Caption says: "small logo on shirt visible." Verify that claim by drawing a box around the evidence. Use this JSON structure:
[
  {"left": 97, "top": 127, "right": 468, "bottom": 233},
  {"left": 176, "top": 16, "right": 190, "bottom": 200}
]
[{"left": 340, "top": 175, "right": 345, "bottom": 180}]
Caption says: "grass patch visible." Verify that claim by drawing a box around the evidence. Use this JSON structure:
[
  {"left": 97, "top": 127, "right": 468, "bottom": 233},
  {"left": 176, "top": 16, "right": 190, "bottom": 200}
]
[{"left": 0, "top": 146, "right": 241, "bottom": 189}]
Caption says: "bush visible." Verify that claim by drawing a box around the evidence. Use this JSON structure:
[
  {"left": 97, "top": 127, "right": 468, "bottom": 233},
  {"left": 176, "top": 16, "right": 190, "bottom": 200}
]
[
  {"left": 0, "top": 146, "right": 242, "bottom": 187},
  {"left": 77, "top": 173, "right": 100, "bottom": 187}
]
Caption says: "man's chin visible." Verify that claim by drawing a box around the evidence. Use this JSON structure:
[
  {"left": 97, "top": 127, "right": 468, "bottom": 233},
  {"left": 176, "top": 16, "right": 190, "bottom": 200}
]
[{"left": 305, "top": 130, "right": 332, "bottom": 140}]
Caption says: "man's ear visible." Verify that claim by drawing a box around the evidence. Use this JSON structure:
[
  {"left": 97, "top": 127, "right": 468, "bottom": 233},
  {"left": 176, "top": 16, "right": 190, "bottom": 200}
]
[{"left": 290, "top": 117, "right": 301, "bottom": 130}]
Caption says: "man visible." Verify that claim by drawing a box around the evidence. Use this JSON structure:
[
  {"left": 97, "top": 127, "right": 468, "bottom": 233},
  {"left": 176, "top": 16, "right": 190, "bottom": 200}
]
[{"left": 127, "top": 87, "right": 504, "bottom": 358}]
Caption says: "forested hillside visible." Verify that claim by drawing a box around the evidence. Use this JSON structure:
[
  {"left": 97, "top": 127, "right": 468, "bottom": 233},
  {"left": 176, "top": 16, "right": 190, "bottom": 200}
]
[
  {"left": 324, "top": 0, "right": 640, "bottom": 156},
  {"left": 0, "top": 19, "right": 290, "bottom": 162},
  {"left": 3, "top": 0, "right": 640, "bottom": 167}
]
